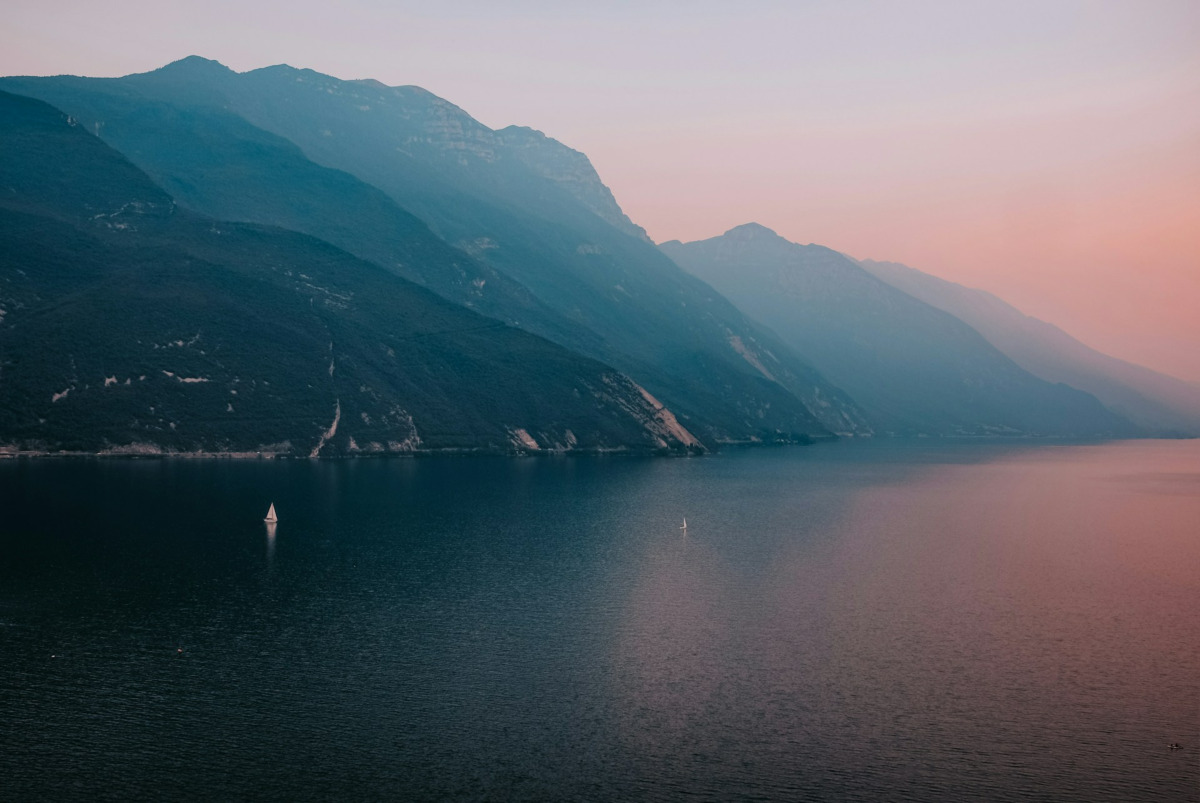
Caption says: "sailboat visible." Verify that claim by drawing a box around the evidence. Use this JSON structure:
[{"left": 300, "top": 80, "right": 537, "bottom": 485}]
[
  {"left": 680, "top": 517, "right": 687, "bottom": 531},
  {"left": 264, "top": 503, "right": 278, "bottom": 523}
]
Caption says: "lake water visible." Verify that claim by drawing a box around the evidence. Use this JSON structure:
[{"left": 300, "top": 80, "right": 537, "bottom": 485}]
[{"left": 1, "top": 440, "right": 1197, "bottom": 801}]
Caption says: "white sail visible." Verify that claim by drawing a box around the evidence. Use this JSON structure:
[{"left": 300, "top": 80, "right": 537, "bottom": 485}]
[
  {"left": 681, "top": 517, "right": 687, "bottom": 530},
  {"left": 264, "top": 503, "right": 278, "bottom": 523}
]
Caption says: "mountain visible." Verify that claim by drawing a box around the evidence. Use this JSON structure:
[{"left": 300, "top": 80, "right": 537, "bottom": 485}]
[
  {"left": 662, "top": 224, "right": 1135, "bottom": 437},
  {"left": 860, "top": 259, "right": 1200, "bottom": 436},
  {"left": 0, "top": 72, "right": 596, "bottom": 352},
  {"left": 0, "top": 57, "right": 867, "bottom": 443},
  {"left": 0, "top": 90, "right": 704, "bottom": 455}
]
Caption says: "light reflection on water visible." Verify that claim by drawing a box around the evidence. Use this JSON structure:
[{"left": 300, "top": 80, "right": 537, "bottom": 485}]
[{"left": 0, "top": 440, "right": 1197, "bottom": 801}]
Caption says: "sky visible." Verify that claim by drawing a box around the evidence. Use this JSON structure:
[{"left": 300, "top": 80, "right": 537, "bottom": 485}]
[{"left": 5, "top": 1, "right": 1199, "bottom": 381}]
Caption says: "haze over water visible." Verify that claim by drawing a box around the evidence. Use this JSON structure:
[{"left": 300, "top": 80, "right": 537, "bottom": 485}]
[{"left": 1, "top": 440, "right": 1197, "bottom": 800}]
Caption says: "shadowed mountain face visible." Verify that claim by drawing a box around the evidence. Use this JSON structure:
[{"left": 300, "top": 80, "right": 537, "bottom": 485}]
[
  {"left": 0, "top": 91, "right": 705, "bottom": 456},
  {"left": 662, "top": 224, "right": 1135, "bottom": 437},
  {"left": 0, "top": 74, "right": 596, "bottom": 353},
  {"left": 0, "top": 57, "right": 866, "bottom": 443},
  {"left": 860, "top": 259, "right": 1200, "bottom": 437}
]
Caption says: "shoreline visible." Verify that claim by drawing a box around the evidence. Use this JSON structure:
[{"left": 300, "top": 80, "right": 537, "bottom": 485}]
[
  {"left": 0, "top": 445, "right": 712, "bottom": 460},
  {"left": 0, "top": 433, "right": 1167, "bottom": 461}
]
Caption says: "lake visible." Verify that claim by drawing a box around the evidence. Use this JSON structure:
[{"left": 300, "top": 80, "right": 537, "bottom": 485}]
[{"left": 1, "top": 440, "right": 1197, "bottom": 801}]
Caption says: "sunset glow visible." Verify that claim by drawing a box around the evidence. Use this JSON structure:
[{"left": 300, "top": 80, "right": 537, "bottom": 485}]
[
  {"left": 5, "top": 0, "right": 1196, "bottom": 380},
  {"left": 3, "top": 6, "right": 1200, "bottom": 796}
]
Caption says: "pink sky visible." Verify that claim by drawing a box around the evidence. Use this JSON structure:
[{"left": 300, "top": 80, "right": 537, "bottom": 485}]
[{"left": 5, "top": 1, "right": 1199, "bottom": 381}]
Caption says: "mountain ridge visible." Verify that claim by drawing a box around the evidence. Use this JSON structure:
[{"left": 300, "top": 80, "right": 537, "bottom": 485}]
[
  {"left": 662, "top": 223, "right": 1136, "bottom": 437},
  {"left": 0, "top": 90, "right": 706, "bottom": 456},
  {"left": 2, "top": 57, "right": 868, "bottom": 444},
  {"left": 0, "top": 74, "right": 596, "bottom": 348},
  {"left": 859, "top": 258, "right": 1200, "bottom": 436}
]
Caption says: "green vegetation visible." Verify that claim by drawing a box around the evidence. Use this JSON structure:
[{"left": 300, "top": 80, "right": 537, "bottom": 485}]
[
  {"left": 0, "top": 91, "right": 703, "bottom": 455},
  {"left": 2, "top": 59, "right": 862, "bottom": 443}
]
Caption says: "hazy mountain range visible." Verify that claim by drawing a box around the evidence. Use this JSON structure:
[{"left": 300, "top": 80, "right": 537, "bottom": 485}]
[
  {"left": 1, "top": 57, "right": 1193, "bottom": 454},
  {"left": 858, "top": 259, "right": 1200, "bottom": 437},
  {"left": 661, "top": 225, "right": 1132, "bottom": 437},
  {"left": 1, "top": 57, "right": 865, "bottom": 448},
  {"left": 0, "top": 91, "right": 702, "bottom": 455}
]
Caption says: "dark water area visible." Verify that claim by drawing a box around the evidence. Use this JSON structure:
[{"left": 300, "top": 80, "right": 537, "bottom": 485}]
[{"left": 1, "top": 440, "right": 1197, "bottom": 801}]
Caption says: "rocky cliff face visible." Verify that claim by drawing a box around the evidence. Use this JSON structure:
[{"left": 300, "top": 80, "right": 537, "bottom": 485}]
[
  {"left": 240, "top": 67, "right": 650, "bottom": 242},
  {"left": 494, "top": 126, "right": 651, "bottom": 243},
  {"left": 167, "top": 61, "right": 647, "bottom": 240},
  {"left": 0, "top": 74, "right": 590, "bottom": 349},
  {"left": 4, "top": 59, "right": 870, "bottom": 445},
  {"left": 0, "top": 90, "right": 707, "bottom": 456},
  {"left": 278, "top": 73, "right": 653, "bottom": 242}
]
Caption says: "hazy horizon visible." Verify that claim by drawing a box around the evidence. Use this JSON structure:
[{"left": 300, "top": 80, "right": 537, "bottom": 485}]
[{"left": 5, "top": 0, "right": 1197, "bottom": 382}]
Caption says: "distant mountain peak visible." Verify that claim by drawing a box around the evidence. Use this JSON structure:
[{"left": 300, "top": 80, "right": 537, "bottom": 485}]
[
  {"left": 351, "top": 77, "right": 390, "bottom": 91},
  {"left": 496, "top": 124, "right": 547, "bottom": 140},
  {"left": 723, "top": 222, "right": 786, "bottom": 242},
  {"left": 155, "top": 55, "right": 234, "bottom": 77},
  {"left": 252, "top": 63, "right": 315, "bottom": 78},
  {"left": 493, "top": 125, "right": 651, "bottom": 243}
]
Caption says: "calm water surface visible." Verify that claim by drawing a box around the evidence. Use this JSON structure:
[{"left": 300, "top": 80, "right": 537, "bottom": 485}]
[{"left": 1, "top": 440, "right": 1197, "bottom": 801}]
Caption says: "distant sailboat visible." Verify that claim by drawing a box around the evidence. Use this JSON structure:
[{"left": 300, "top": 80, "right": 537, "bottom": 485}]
[
  {"left": 264, "top": 503, "right": 278, "bottom": 523},
  {"left": 680, "top": 517, "right": 687, "bottom": 531}
]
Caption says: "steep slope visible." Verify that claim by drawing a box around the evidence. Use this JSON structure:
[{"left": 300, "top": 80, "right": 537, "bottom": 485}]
[
  {"left": 7, "top": 56, "right": 864, "bottom": 443},
  {"left": 0, "top": 91, "right": 702, "bottom": 455},
  {"left": 662, "top": 224, "right": 1135, "bottom": 437},
  {"left": 0, "top": 74, "right": 595, "bottom": 351},
  {"left": 860, "top": 259, "right": 1200, "bottom": 436},
  {"left": 493, "top": 124, "right": 652, "bottom": 244}
]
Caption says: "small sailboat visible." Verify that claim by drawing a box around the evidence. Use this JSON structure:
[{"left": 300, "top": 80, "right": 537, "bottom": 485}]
[
  {"left": 264, "top": 503, "right": 278, "bottom": 523},
  {"left": 680, "top": 517, "right": 687, "bottom": 531}
]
